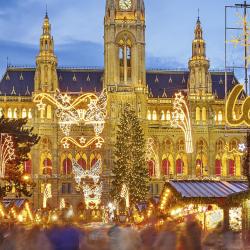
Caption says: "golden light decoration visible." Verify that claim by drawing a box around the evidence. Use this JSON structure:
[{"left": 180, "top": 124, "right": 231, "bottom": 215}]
[
  {"left": 224, "top": 142, "right": 243, "bottom": 157},
  {"left": 171, "top": 92, "right": 193, "bottom": 153},
  {"left": 43, "top": 183, "right": 52, "bottom": 209},
  {"left": 226, "top": 84, "right": 250, "bottom": 127},
  {"left": 0, "top": 134, "right": 15, "bottom": 178},
  {"left": 227, "top": 13, "right": 250, "bottom": 66},
  {"left": 145, "top": 138, "right": 160, "bottom": 178},
  {"left": 33, "top": 89, "right": 107, "bottom": 149},
  {"left": 72, "top": 159, "right": 102, "bottom": 209}
]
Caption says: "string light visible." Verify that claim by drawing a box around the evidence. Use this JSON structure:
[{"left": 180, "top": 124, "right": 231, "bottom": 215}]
[
  {"left": 33, "top": 89, "right": 107, "bottom": 149},
  {"left": 171, "top": 92, "right": 193, "bottom": 153},
  {"left": 61, "top": 136, "right": 104, "bottom": 149},
  {"left": 0, "top": 134, "right": 15, "bottom": 178},
  {"left": 60, "top": 198, "right": 65, "bottom": 210},
  {"left": 72, "top": 159, "right": 102, "bottom": 209}
]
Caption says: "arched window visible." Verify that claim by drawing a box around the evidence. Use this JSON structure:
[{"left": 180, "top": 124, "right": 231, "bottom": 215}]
[
  {"left": 147, "top": 110, "right": 151, "bottom": 120},
  {"left": 22, "top": 108, "right": 27, "bottom": 118},
  {"left": 196, "top": 107, "right": 201, "bottom": 121},
  {"left": 177, "top": 139, "right": 185, "bottom": 152},
  {"left": 119, "top": 37, "right": 132, "bottom": 83},
  {"left": 162, "top": 159, "right": 170, "bottom": 176},
  {"left": 229, "top": 159, "right": 235, "bottom": 176},
  {"left": 77, "top": 157, "right": 87, "bottom": 170},
  {"left": 62, "top": 158, "right": 72, "bottom": 175},
  {"left": 229, "top": 139, "right": 238, "bottom": 151},
  {"left": 152, "top": 110, "right": 157, "bottom": 120},
  {"left": 28, "top": 109, "right": 32, "bottom": 119},
  {"left": 216, "top": 139, "right": 224, "bottom": 153},
  {"left": 161, "top": 110, "right": 165, "bottom": 120},
  {"left": 202, "top": 107, "right": 207, "bottom": 121},
  {"left": 13, "top": 108, "right": 18, "bottom": 119},
  {"left": 176, "top": 159, "right": 184, "bottom": 175},
  {"left": 24, "top": 159, "right": 32, "bottom": 174},
  {"left": 148, "top": 160, "right": 155, "bottom": 177},
  {"left": 215, "top": 159, "right": 222, "bottom": 176},
  {"left": 166, "top": 110, "right": 171, "bottom": 121},
  {"left": 7, "top": 108, "right": 12, "bottom": 118},
  {"left": 218, "top": 111, "right": 223, "bottom": 122},
  {"left": 47, "top": 105, "right": 52, "bottom": 119},
  {"left": 91, "top": 157, "right": 98, "bottom": 168},
  {"left": 43, "top": 158, "right": 52, "bottom": 176}
]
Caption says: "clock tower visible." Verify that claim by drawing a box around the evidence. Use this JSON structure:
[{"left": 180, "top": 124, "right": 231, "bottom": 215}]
[
  {"left": 103, "top": 1, "right": 148, "bottom": 193},
  {"left": 104, "top": 0, "right": 146, "bottom": 87}
]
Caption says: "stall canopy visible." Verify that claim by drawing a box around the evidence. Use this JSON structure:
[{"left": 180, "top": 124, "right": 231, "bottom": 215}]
[
  {"left": 2, "top": 199, "right": 27, "bottom": 208},
  {"left": 168, "top": 180, "right": 248, "bottom": 198}
]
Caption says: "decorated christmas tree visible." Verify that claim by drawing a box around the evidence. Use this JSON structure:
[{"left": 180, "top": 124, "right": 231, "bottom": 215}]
[
  {"left": 111, "top": 104, "right": 149, "bottom": 206},
  {"left": 0, "top": 116, "right": 40, "bottom": 198}
]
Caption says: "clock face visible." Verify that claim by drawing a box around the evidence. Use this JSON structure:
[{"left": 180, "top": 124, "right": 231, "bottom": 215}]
[{"left": 119, "top": 0, "right": 132, "bottom": 10}]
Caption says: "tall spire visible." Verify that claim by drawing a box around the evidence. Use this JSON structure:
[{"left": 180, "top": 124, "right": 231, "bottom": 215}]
[
  {"left": 35, "top": 13, "right": 58, "bottom": 92},
  {"left": 188, "top": 16, "right": 212, "bottom": 95}
]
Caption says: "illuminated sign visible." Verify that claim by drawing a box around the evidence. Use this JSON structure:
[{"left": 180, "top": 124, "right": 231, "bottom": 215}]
[{"left": 226, "top": 84, "right": 250, "bottom": 126}]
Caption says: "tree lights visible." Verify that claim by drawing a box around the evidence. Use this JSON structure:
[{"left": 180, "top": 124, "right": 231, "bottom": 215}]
[
  {"left": 0, "top": 134, "right": 15, "bottom": 178},
  {"left": 33, "top": 89, "right": 107, "bottom": 149},
  {"left": 171, "top": 92, "right": 193, "bottom": 154}
]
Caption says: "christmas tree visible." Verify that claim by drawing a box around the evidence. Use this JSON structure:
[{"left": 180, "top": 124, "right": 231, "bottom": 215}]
[
  {"left": 111, "top": 104, "right": 149, "bottom": 206},
  {"left": 0, "top": 116, "right": 40, "bottom": 198}
]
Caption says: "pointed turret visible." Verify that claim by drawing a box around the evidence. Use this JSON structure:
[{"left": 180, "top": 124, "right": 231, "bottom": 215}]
[
  {"left": 35, "top": 12, "right": 58, "bottom": 92},
  {"left": 188, "top": 17, "right": 212, "bottom": 95}
]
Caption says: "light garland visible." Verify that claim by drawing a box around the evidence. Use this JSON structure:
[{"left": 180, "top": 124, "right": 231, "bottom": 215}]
[
  {"left": 72, "top": 159, "right": 102, "bottom": 209},
  {"left": 145, "top": 138, "right": 160, "bottom": 178},
  {"left": 0, "top": 134, "right": 15, "bottom": 178},
  {"left": 43, "top": 183, "right": 52, "bottom": 209},
  {"left": 33, "top": 89, "right": 107, "bottom": 149},
  {"left": 239, "top": 143, "right": 246, "bottom": 152},
  {"left": 171, "top": 92, "right": 193, "bottom": 153},
  {"left": 61, "top": 136, "right": 104, "bottom": 150}
]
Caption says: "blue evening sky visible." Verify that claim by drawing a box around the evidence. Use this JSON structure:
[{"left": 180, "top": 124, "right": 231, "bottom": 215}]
[{"left": 0, "top": 0, "right": 247, "bottom": 78}]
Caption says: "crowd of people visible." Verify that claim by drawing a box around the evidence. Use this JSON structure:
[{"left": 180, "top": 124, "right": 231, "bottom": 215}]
[{"left": 0, "top": 216, "right": 246, "bottom": 250}]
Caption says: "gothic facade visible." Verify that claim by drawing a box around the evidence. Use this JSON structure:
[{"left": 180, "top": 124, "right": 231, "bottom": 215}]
[{"left": 0, "top": 0, "right": 246, "bottom": 209}]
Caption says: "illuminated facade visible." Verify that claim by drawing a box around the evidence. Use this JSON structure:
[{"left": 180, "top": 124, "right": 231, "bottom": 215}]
[{"left": 0, "top": 0, "right": 247, "bottom": 208}]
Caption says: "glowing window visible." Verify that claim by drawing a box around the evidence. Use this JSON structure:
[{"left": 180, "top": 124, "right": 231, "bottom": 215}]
[
  {"left": 196, "top": 107, "right": 201, "bottom": 121},
  {"left": 161, "top": 110, "right": 165, "bottom": 120},
  {"left": 13, "top": 108, "right": 18, "bottom": 119},
  {"left": 47, "top": 105, "right": 52, "bottom": 119},
  {"left": 152, "top": 110, "right": 157, "bottom": 120},
  {"left": 62, "top": 158, "right": 72, "bottom": 175},
  {"left": 22, "top": 108, "right": 27, "bottom": 118},
  {"left": 7, "top": 108, "right": 12, "bottom": 118},
  {"left": 218, "top": 111, "right": 223, "bottom": 122},
  {"left": 147, "top": 110, "right": 151, "bottom": 120},
  {"left": 28, "top": 109, "right": 32, "bottom": 119},
  {"left": 166, "top": 110, "right": 171, "bottom": 121},
  {"left": 202, "top": 107, "right": 207, "bottom": 121}
]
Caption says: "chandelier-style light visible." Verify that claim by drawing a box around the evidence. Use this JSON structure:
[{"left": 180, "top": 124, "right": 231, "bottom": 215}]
[
  {"left": 33, "top": 89, "right": 107, "bottom": 149},
  {"left": 171, "top": 92, "right": 193, "bottom": 153},
  {"left": 72, "top": 159, "right": 102, "bottom": 209},
  {"left": 0, "top": 134, "right": 15, "bottom": 178}
]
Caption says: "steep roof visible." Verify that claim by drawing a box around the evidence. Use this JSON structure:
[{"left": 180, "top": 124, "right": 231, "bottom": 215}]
[{"left": 0, "top": 67, "right": 239, "bottom": 99}]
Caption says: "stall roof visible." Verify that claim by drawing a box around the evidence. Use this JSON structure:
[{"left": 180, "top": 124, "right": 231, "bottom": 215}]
[
  {"left": 168, "top": 180, "right": 248, "bottom": 198},
  {"left": 2, "top": 199, "right": 26, "bottom": 208}
]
